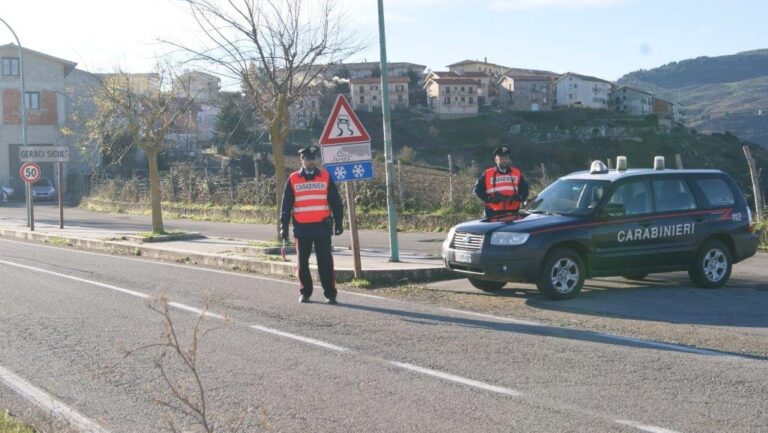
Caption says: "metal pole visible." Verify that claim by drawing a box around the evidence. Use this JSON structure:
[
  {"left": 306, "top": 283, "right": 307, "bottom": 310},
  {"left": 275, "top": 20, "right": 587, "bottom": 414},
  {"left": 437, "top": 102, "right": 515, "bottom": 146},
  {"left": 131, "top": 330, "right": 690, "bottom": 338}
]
[
  {"left": 58, "top": 161, "right": 63, "bottom": 229},
  {"left": 397, "top": 159, "right": 403, "bottom": 203},
  {"left": 448, "top": 154, "right": 454, "bottom": 204},
  {"left": 345, "top": 182, "right": 363, "bottom": 279},
  {"left": 0, "top": 18, "right": 30, "bottom": 226},
  {"left": 377, "top": 0, "right": 399, "bottom": 262}
]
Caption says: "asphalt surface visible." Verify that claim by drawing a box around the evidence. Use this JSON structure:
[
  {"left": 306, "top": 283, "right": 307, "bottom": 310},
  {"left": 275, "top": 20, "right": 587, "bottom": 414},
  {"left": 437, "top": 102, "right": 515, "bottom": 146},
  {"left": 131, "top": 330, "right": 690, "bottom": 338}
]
[
  {"left": 0, "top": 202, "right": 446, "bottom": 254},
  {"left": 1, "top": 238, "right": 767, "bottom": 432}
]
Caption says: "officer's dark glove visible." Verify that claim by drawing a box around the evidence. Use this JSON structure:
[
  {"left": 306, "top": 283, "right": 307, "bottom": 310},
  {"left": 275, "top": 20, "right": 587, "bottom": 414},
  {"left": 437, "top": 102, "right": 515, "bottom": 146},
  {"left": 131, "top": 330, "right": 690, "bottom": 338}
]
[
  {"left": 334, "top": 224, "right": 344, "bottom": 236},
  {"left": 488, "top": 195, "right": 501, "bottom": 204},
  {"left": 280, "top": 226, "right": 289, "bottom": 241}
]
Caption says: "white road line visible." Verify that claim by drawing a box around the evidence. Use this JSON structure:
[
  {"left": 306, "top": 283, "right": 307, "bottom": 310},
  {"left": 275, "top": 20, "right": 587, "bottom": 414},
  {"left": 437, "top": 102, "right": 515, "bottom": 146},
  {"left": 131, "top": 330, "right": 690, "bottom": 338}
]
[
  {"left": 440, "top": 307, "right": 542, "bottom": 326},
  {"left": 250, "top": 325, "right": 350, "bottom": 352},
  {"left": 616, "top": 419, "right": 683, "bottom": 433},
  {"left": 0, "top": 259, "right": 228, "bottom": 322},
  {"left": 389, "top": 361, "right": 522, "bottom": 397},
  {"left": 0, "top": 364, "right": 110, "bottom": 433},
  {"left": 0, "top": 259, "right": 150, "bottom": 300},
  {"left": 441, "top": 306, "right": 744, "bottom": 359}
]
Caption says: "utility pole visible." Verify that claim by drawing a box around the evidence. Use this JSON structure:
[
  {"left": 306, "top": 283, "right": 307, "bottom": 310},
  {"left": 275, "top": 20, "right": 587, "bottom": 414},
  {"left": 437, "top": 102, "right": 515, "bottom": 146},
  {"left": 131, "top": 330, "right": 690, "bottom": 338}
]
[
  {"left": 377, "top": 0, "right": 399, "bottom": 262},
  {"left": 0, "top": 18, "right": 29, "bottom": 226}
]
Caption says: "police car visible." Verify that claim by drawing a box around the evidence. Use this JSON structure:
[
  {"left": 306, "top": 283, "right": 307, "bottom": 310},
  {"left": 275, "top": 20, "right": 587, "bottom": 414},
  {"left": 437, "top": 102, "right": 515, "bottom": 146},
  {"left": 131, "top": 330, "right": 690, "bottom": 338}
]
[{"left": 443, "top": 156, "right": 759, "bottom": 300}]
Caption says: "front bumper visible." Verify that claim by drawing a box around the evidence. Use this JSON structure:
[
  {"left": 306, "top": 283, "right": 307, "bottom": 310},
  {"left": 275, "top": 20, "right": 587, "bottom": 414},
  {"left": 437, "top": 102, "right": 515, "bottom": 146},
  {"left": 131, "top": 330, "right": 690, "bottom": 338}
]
[{"left": 443, "top": 245, "right": 543, "bottom": 283}]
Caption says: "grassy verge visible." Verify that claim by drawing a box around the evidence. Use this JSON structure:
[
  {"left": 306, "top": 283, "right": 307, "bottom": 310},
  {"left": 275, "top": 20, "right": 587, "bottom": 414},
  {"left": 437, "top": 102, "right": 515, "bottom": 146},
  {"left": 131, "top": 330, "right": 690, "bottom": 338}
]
[
  {"left": 135, "top": 229, "right": 188, "bottom": 238},
  {"left": 756, "top": 220, "right": 768, "bottom": 251},
  {"left": 0, "top": 411, "right": 35, "bottom": 433}
]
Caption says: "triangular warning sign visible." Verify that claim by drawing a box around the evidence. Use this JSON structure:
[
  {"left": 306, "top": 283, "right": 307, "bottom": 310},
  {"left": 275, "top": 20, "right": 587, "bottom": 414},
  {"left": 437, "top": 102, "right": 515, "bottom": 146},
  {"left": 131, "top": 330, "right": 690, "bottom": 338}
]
[{"left": 319, "top": 95, "right": 371, "bottom": 146}]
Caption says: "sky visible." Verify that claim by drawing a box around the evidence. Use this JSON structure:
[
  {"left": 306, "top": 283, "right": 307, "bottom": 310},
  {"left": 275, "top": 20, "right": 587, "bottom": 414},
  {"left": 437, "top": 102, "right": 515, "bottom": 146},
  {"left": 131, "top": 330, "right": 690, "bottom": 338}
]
[{"left": 1, "top": 0, "right": 767, "bottom": 83}]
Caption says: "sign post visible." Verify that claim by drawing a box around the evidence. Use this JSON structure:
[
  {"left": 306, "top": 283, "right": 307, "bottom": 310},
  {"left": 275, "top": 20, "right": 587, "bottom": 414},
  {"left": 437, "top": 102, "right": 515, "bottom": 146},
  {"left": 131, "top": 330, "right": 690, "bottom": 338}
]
[
  {"left": 20, "top": 145, "right": 69, "bottom": 229},
  {"left": 19, "top": 162, "right": 41, "bottom": 231},
  {"left": 319, "top": 95, "right": 374, "bottom": 279}
]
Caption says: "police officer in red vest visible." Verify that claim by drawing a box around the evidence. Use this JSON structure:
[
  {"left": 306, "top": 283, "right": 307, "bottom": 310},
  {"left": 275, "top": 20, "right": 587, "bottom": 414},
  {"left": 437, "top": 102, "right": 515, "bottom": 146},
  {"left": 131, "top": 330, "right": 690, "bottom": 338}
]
[
  {"left": 473, "top": 145, "right": 529, "bottom": 218},
  {"left": 280, "top": 145, "right": 344, "bottom": 304}
]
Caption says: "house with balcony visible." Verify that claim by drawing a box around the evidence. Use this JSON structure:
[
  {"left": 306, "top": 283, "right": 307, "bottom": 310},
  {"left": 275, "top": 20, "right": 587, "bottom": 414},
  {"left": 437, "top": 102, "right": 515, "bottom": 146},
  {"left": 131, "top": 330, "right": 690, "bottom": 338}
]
[
  {"left": 0, "top": 43, "right": 81, "bottom": 189},
  {"left": 426, "top": 71, "right": 494, "bottom": 106},
  {"left": 447, "top": 59, "right": 509, "bottom": 78},
  {"left": 610, "top": 86, "right": 653, "bottom": 116},
  {"left": 424, "top": 77, "right": 480, "bottom": 118},
  {"left": 554, "top": 72, "right": 613, "bottom": 109},
  {"left": 350, "top": 76, "right": 410, "bottom": 111}
]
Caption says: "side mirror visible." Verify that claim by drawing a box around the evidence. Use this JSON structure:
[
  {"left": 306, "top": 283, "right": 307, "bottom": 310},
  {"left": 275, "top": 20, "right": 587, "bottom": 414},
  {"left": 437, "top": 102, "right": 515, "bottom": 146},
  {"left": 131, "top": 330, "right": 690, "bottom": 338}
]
[{"left": 600, "top": 203, "right": 625, "bottom": 218}]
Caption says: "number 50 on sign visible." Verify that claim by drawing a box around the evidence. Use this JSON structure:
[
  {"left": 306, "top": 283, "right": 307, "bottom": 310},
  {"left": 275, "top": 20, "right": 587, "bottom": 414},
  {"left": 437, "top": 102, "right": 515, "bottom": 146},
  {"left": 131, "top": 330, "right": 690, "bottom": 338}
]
[{"left": 20, "top": 162, "right": 41, "bottom": 183}]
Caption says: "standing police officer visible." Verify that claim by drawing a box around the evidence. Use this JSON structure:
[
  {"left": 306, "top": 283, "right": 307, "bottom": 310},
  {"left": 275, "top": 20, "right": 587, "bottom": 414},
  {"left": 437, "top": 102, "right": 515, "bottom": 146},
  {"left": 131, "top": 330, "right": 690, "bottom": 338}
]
[
  {"left": 474, "top": 145, "right": 529, "bottom": 218},
  {"left": 280, "top": 145, "right": 344, "bottom": 304}
]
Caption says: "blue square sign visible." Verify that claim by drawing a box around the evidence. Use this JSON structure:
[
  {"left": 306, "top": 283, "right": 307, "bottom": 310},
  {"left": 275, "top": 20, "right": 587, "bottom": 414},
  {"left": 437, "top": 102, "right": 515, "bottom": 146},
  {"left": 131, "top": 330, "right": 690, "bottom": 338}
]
[{"left": 325, "top": 161, "right": 374, "bottom": 183}]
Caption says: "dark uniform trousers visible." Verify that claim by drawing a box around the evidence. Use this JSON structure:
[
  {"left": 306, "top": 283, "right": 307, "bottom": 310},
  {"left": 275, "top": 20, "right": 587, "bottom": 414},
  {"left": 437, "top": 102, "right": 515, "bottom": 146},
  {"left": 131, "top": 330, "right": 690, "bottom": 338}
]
[{"left": 295, "top": 235, "right": 336, "bottom": 299}]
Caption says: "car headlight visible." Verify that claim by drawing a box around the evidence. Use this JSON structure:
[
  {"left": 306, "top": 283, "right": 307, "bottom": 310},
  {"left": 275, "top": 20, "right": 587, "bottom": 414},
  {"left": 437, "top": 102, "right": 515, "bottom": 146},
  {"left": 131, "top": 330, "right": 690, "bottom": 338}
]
[{"left": 490, "top": 232, "right": 529, "bottom": 246}]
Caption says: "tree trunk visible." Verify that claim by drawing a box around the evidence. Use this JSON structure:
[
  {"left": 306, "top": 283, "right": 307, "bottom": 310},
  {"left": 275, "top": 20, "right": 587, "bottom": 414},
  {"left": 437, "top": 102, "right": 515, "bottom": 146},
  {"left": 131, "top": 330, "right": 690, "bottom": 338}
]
[
  {"left": 147, "top": 148, "right": 165, "bottom": 233},
  {"left": 270, "top": 97, "right": 290, "bottom": 238}
]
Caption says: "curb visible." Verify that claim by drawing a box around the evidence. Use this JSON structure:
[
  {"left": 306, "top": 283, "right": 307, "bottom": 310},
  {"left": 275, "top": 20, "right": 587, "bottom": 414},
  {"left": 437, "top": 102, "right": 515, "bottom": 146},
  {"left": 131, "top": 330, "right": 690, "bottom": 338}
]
[{"left": 0, "top": 228, "right": 454, "bottom": 284}]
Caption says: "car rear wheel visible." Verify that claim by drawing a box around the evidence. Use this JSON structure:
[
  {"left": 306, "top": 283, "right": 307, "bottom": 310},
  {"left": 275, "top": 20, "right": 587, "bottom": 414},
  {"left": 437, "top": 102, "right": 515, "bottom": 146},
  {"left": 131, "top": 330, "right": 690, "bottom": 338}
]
[
  {"left": 537, "top": 248, "right": 585, "bottom": 300},
  {"left": 468, "top": 278, "right": 506, "bottom": 292},
  {"left": 688, "top": 239, "right": 732, "bottom": 289},
  {"left": 622, "top": 273, "right": 648, "bottom": 281}
]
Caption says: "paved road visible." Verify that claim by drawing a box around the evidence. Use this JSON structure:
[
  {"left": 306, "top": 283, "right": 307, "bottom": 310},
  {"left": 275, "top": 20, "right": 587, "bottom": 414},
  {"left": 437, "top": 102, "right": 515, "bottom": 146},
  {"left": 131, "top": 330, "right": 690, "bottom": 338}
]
[
  {"left": 0, "top": 238, "right": 766, "bottom": 432},
  {"left": 0, "top": 202, "right": 446, "bottom": 254}
]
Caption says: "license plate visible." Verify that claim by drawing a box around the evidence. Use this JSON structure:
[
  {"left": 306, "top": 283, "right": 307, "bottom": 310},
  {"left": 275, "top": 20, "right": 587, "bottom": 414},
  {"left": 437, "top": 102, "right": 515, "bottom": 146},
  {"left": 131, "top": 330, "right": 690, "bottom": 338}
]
[{"left": 454, "top": 252, "right": 473, "bottom": 263}]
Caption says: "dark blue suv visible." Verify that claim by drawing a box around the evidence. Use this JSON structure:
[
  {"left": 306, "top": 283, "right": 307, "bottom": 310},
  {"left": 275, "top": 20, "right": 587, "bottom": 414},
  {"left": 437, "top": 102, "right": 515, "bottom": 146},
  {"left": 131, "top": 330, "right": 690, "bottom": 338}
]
[{"left": 443, "top": 159, "right": 759, "bottom": 300}]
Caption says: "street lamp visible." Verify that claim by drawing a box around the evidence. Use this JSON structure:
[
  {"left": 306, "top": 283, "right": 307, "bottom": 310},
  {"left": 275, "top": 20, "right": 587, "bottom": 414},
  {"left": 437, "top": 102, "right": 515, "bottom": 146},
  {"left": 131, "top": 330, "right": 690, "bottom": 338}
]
[{"left": 0, "top": 17, "right": 30, "bottom": 226}]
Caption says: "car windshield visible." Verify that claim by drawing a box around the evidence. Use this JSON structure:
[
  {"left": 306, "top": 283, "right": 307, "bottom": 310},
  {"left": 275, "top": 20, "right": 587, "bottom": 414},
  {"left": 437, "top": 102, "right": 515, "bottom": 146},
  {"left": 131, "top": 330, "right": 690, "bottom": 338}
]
[
  {"left": 35, "top": 179, "right": 52, "bottom": 188},
  {"left": 525, "top": 179, "right": 609, "bottom": 216}
]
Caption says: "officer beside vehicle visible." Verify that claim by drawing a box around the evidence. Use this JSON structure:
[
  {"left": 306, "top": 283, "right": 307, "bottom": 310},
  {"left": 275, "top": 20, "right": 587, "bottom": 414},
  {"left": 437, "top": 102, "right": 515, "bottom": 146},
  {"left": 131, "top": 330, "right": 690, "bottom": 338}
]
[
  {"left": 474, "top": 145, "right": 529, "bottom": 218},
  {"left": 280, "top": 145, "right": 344, "bottom": 304}
]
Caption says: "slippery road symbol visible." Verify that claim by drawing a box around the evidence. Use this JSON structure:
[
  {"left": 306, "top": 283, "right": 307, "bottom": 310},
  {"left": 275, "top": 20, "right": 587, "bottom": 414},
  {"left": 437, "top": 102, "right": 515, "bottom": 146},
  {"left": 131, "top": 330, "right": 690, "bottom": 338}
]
[{"left": 336, "top": 114, "right": 354, "bottom": 137}]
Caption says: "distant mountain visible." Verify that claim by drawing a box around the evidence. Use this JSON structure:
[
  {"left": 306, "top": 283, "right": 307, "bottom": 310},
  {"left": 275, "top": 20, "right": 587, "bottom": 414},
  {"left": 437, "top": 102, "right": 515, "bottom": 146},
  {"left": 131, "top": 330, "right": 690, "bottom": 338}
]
[{"left": 617, "top": 50, "right": 768, "bottom": 146}]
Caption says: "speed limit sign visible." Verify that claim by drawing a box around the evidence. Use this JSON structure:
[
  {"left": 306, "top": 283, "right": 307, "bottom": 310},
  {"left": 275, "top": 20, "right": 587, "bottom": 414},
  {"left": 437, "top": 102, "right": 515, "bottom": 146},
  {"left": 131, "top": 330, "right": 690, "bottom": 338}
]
[{"left": 20, "top": 162, "right": 41, "bottom": 183}]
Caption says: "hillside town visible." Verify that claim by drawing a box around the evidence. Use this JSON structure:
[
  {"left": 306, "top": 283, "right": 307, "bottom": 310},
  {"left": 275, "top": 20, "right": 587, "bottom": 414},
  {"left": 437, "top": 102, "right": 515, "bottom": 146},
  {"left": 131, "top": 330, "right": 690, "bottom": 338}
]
[{"left": 0, "top": 43, "right": 683, "bottom": 191}]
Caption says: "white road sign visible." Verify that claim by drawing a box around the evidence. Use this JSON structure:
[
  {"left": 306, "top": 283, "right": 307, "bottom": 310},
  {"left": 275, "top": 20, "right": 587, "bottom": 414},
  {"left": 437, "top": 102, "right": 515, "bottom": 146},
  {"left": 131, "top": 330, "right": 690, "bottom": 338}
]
[{"left": 20, "top": 146, "right": 70, "bottom": 162}]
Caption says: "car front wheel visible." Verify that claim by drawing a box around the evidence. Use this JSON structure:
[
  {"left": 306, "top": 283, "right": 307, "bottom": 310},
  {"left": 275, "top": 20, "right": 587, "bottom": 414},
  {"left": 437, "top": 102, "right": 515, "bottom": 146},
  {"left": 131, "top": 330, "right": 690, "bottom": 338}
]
[
  {"left": 537, "top": 248, "right": 585, "bottom": 300},
  {"left": 468, "top": 277, "right": 506, "bottom": 292},
  {"left": 688, "top": 239, "right": 732, "bottom": 289}
]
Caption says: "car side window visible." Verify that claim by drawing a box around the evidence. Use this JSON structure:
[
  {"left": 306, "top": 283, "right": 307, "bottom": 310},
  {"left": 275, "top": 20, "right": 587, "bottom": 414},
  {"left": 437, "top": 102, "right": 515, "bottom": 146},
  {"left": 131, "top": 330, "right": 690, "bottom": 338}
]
[
  {"left": 695, "top": 178, "right": 735, "bottom": 208},
  {"left": 605, "top": 181, "right": 653, "bottom": 217},
  {"left": 653, "top": 179, "right": 697, "bottom": 212}
]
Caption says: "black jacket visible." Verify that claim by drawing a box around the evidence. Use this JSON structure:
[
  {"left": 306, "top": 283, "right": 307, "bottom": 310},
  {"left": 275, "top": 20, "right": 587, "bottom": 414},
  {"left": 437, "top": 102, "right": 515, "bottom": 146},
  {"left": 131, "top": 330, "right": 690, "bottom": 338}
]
[
  {"left": 473, "top": 166, "right": 529, "bottom": 203},
  {"left": 280, "top": 167, "right": 344, "bottom": 238}
]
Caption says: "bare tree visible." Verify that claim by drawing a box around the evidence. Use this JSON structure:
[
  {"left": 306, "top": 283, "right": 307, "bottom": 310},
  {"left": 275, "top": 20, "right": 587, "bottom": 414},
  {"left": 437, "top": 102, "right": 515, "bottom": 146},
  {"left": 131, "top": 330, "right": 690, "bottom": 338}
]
[
  {"left": 84, "top": 68, "right": 197, "bottom": 233},
  {"left": 166, "top": 0, "right": 365, "bottom": 234}
]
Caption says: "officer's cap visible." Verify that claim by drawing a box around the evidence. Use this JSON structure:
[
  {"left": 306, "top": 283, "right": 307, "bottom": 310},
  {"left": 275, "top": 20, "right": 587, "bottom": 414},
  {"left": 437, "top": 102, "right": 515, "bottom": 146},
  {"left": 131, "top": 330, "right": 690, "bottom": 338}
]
[
  {"left": 493, "top": 145, "right": 511, "bottom": 157},
  {"left": 299, "top": 145, "right": 320, "bottom": 159}
]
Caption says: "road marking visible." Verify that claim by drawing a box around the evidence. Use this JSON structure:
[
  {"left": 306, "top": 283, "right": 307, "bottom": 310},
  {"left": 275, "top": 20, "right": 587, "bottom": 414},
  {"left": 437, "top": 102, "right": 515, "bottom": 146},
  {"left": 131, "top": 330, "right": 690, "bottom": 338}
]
[
  {"left": 616, "top": 420, "right": 683, "bottom": 433},
  {"left": 389, "top": 361, "right": 522, "bottom": 397},
  {"left": 441, "top": 307, "right": 542, "bottom": 326},
  {"left": 250, "top": 325, "right": 350, "bottom": 352},
  {"left": 0, "top": 258, "right": 227, "bottom": 322},
  {"left": 441, "top": 307, "right": 746, "bottom": 359},
  {"left": 0, "top": 364, "right": 110, "bottom": 433}
]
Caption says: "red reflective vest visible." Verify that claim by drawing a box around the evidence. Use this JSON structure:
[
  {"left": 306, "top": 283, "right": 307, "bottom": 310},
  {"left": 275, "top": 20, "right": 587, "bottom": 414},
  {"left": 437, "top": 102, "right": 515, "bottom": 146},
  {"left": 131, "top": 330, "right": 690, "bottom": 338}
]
[
  {"left": 484, "top": 166, "right": 523, "bottom": 211},
  {"left": 290, "top": 170, "right": 331, "bottom": 224}
]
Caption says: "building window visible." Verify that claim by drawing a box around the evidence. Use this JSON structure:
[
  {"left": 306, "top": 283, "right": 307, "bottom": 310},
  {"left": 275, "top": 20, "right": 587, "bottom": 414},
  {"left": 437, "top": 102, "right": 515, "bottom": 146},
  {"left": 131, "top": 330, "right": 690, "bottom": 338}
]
[
  {"left": 2, "top": 57, "right": 19, "bottom": 76},
  {"left": 397, "top": 94, "right": 403, "bottom": 103},
  {"left": 469, "top": 96, "right": 474, "bottom": 104},
  {"left": 460, "top": 86, "right": 465, "bottom": 92},
  {"left": 395, "top": 85, "right": 404, "bottom": 92},
  {"left": 469, "top": 87, "right": 474, "bottom": 94},
  {"left": 310, "top": 100, "right": 316, "bottom": 108},
  {"left": 24, "top": 92, "right": 40, "bottom": 110},
  {"left": 373, "top": 95, "right": 377, "bottom": 101},
  {"left": 359, "top": 95, "right": 365, "bottom": 103},
  {"left": 444, "top": 96, "right": 451, "bottom": 104},
  {"left": 359, "top": 86, "right": 364, "bottom": 94},
  {"left": 461, "top": 96, "right": 465, "bottom": 103}
]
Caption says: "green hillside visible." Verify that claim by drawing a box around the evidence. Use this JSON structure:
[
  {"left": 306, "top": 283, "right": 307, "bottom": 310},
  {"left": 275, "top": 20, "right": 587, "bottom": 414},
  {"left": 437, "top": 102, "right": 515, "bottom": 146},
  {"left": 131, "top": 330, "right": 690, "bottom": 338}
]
[
  {"left": 617, "top": 50, "right": 768, "bottom": 147},
  {"left": 301, "top": 109, "right": 768, "bottom": 204}
]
